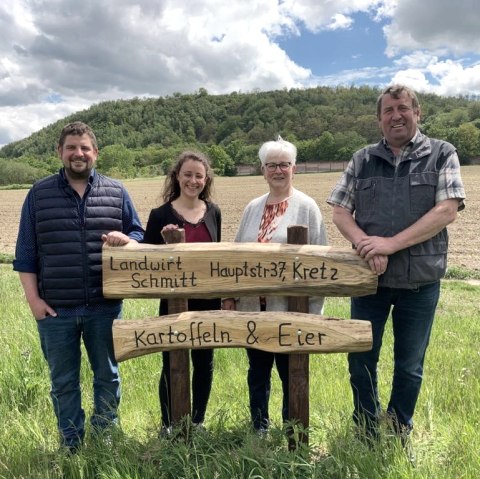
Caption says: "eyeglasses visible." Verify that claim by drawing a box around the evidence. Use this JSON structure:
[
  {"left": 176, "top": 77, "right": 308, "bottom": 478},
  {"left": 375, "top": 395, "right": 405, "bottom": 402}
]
[{"left": 264, "top": 162, "right": 292, "bottom": 172}]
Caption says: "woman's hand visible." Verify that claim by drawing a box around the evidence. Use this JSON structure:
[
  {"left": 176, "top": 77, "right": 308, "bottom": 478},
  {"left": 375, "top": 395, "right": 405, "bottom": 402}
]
[
  {"left": 222, "top": 298, "right": 236, "bottom": 311},
  {"left": 161, "top": 224, "right": 180, "bottom": 243},
  {"left": 161, "top": 224, "right": 180, "bottom": 233}
]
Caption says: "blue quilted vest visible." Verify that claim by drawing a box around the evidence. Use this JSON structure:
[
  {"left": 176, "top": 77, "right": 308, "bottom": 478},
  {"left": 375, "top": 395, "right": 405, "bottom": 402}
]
[{"left": 33, "top": 172, "right": 123, "bottom": 306}]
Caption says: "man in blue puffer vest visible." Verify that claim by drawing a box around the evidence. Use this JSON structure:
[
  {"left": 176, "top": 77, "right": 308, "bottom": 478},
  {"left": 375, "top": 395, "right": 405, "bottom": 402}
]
[
  {"left": 13, "top": 121, "right": 144, "bottom": 453},
  {"left": 327, "top": 85, "right": 465, "bottom": 455}
]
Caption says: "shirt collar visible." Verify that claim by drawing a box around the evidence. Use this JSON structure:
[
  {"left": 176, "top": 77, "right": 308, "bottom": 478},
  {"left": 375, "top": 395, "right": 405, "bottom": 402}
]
[
  {"left": 60, "top": 167, "right": 96, "bottom": 185},
  {"left": 382, "top": 129, "right": 419, "bottom": 155}
]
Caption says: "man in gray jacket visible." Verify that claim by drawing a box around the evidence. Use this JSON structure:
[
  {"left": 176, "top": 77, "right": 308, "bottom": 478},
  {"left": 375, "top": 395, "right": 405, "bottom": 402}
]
[{"left": 327, "top": 85, "right": 465, "bottom": 448}]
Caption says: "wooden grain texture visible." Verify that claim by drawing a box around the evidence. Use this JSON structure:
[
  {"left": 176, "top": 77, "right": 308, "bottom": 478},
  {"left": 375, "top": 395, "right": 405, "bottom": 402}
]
[
  {"left": 161, "top": 228, "right": 190, "bottom": 426},
  {"left": 102, "top": 242, "right": 378, "bottom": 299},
  {"left": 287, "top": 225, "right": 310, "bottom": 449},
  {"left": 112, "top": 311, "right": 372, "bottom": 362}
]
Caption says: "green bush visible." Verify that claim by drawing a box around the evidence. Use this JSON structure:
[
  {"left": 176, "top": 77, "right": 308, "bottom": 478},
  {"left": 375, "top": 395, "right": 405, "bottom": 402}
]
[{"left": 0, "top": 159, "right": 49, "bottom": 186}]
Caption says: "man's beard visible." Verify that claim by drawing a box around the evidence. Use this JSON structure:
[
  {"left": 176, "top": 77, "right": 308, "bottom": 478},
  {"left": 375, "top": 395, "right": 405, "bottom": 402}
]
[{"left": 66, "top": 162, "right": 92, "bottom": 180}]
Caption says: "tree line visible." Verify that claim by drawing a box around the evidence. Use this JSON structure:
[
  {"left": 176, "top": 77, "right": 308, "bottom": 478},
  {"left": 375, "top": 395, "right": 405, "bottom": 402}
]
[{"left": 1, "top": 85, "right": 480, "bottom": 185}]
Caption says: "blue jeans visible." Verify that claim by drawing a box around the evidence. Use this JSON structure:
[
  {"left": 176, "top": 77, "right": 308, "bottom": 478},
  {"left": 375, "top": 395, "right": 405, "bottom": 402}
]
[
  {"left": 37, "top": 311, "right": 121, "bottom": 448},
  {"left": 348, "top": 282, "right": 440, "bottom": 434}
]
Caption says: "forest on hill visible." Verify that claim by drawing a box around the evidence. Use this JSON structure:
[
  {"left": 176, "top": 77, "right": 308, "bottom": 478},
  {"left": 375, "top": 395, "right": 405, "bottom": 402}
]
[{"left": 1, "top": 85, "right": 480, "bottom": 185}]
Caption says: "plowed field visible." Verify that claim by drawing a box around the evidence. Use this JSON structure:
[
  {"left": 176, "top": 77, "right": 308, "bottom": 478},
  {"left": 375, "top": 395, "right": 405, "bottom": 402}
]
[{"left": 1, "top": 167, "right": 478, "bottom": 272}]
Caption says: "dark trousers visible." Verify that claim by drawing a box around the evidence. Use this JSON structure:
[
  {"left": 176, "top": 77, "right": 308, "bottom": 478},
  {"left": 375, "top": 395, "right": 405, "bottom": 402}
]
[
  {"left": 159, "top": 349, "right": 214, "bottom": 427},
  {"left": 348, "top": 282, "right": 440, "bottom": 434},
  {"left": 246, "top": 348, "right": 289, "bottom": 430}
]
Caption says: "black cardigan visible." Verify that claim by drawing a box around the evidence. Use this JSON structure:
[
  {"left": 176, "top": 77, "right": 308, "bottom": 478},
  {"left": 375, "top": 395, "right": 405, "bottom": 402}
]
[{"left": 143, "top": 201, "right": 222, "bottom": 314}]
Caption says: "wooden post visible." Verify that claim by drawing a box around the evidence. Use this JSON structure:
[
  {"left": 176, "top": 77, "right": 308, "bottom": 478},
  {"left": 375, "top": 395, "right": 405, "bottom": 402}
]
[
  {"left": 161, "top": 228, "right": 191, "bottom": 428},
  {"left": 287, "top": 225, "right": 310, "bottom": 450}
]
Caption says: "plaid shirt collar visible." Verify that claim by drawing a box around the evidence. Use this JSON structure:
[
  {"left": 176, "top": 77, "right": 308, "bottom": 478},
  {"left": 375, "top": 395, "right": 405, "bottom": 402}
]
[{"left": 382, "top": 129, "right": 420, "bottom": 164}]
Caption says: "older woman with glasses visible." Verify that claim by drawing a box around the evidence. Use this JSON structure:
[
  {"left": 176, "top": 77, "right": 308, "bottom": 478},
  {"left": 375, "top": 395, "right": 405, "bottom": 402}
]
[{"left": 223, "top": 136, "right": 327, "bottom": 434}]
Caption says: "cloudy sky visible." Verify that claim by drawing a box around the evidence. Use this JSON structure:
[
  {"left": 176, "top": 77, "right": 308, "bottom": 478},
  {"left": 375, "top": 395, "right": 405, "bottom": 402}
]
[{"left": 1, "top": 0, "right": 480, "bottom": 147}]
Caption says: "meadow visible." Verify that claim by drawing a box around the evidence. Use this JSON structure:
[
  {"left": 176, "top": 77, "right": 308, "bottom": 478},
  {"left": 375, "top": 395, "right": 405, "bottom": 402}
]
[
  {"left": 0, "top": 167, "right": 479, "bottom": 478},
  {"left": 1, "top": 266, "right": 479, "bottom": 478}
]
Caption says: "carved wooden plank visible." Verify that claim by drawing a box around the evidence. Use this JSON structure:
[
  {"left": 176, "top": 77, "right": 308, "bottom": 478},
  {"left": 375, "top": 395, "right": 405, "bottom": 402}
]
[
  {"left": 112, "top": 311, "right": 372, "bottom": 362},
  {"left": 102, "top": 243, "right": 377, "bottom": 299}
]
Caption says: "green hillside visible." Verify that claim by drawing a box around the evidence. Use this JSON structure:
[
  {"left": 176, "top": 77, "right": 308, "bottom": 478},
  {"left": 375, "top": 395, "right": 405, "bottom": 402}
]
[{"left": 1, "top": 86, "right": 479, "bottom": 184}]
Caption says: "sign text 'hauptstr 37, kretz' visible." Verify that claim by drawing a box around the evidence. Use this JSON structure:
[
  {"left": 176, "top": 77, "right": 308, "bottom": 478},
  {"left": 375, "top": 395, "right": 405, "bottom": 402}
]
[{"left": 102, "top": 242, "right": 377, "bottom": 299}]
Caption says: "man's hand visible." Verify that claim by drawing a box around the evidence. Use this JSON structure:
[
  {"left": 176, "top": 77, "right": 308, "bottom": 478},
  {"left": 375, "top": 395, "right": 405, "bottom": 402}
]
[
  {"left": 29, "top": 296, "right": 57, "bottom": 321},
  {"left": 19, "top": 272, "right": 57, "bottom": 320},
  {"left": 356, "top": 198, "right": 461, "bottom": 261},
  {"left": 356, "top": 236, "right": 397, "bottom": 260},
  {"left": 102, "top": 231, "right": 132, "bottom": 246},
  {"left": 367, "top": 254, "right": 389, "bottom": 276}
]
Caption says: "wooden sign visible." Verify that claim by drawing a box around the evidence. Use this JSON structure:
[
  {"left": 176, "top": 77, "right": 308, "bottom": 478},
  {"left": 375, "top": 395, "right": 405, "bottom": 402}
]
[
  {"left": 112, "top": 310, "right": 372, "bottom": 362},
  {"left": 102, "top": 243, "right": 377, "bottom": 299}
]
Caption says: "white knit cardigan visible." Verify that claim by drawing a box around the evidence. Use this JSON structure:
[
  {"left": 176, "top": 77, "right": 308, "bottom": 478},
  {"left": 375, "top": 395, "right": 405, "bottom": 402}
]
[{"left": 234, "top": 188, "right": 327, "bottom": 314}]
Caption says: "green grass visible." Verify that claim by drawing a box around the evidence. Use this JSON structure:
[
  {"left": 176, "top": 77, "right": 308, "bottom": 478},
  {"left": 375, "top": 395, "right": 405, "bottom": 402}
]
[
  {"left": 0, "top": 184, "right": 30, "bottom": 190},
  {"left": 1, "top": 264, "right": 479, "bottom": 478},
  {"left": 445, "top": 265, "right": 480, "bottom": 281},
  {"left": 0, "top": 253, "right": 14, "bottom": 264}
]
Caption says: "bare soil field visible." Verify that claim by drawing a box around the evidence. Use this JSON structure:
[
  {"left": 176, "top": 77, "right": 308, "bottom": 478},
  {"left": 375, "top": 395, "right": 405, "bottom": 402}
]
[{"left": 1, "top": 165, "right": 478, "bottom": 272}]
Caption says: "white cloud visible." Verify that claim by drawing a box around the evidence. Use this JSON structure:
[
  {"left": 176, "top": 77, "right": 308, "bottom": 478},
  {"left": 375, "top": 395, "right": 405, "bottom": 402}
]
[
  {"left": 427, "top": 60, "right": 480, "bottom": 96},
  {"left": 0, "top": 0, "right": 312, "bottom": 146},
  {"left": 393, "top": 51, "right": 439, "bottom": 70},
  {"left": 280, "top": 0, "right": 380, "bottom": 32},
  {"left": 390, "top": 69, "right": 432, "bottom": 94},
  {"left": 1, "top": 0, "right": 480, "bottom": 147},
  {"left": 0, "top": 99, "right": 89, "bottom": 148},
  {"left": 389, "top": 53, "right": 480, "bottom": 97},
  {"left": 377, "top": 0, "right": 480, "bottom": 96},
  {"left": 383, "top": 0, "right": 480, "bottom": 57},
  {"left": 326, "top": 14, "right": 353, "bottom": 31},
  {"left": 371, "top": 0, "right": 398, "bottom": 20}
]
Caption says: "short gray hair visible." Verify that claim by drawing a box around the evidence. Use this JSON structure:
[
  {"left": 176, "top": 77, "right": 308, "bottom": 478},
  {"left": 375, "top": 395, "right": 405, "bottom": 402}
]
[{"left": 258, "top": 135, "right": 297, "bottom": 166}]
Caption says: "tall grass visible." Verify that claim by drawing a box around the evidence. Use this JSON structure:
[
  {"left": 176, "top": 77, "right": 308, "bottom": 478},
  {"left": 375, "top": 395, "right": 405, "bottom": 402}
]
[{"left": 1, "top": 264, "right": 479, "bottom": 478}]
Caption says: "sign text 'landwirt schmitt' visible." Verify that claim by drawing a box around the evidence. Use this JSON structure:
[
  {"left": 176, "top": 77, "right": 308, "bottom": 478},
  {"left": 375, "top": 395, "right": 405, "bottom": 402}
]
[{"left": 103, "top": 242, "right": 377, "bottom": 299}]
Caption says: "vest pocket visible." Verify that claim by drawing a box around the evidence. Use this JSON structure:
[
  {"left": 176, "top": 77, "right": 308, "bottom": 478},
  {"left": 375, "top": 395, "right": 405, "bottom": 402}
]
[
  {"left": 409, "top": 234, "right": 448, "bottom": 283},
  {"left": 354, "top": 178, "right": 376, "bottom": 212},
  {"left": 409, "top": 173, "right": 437, "bottom": 214}
]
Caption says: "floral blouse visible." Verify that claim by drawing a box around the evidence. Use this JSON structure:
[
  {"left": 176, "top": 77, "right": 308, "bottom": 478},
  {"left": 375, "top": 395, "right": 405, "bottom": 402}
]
[{"left": 257, "top": 197, "right": 289, "bottom": 243}]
